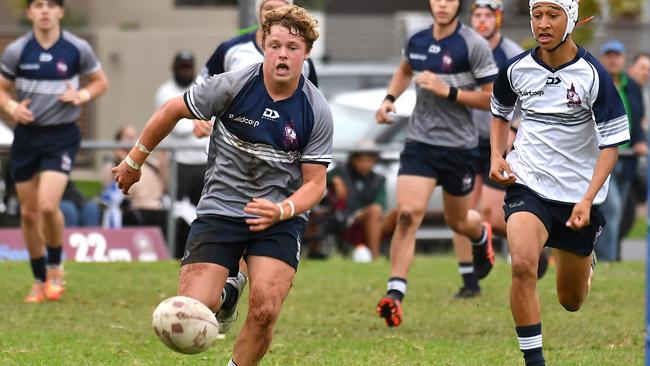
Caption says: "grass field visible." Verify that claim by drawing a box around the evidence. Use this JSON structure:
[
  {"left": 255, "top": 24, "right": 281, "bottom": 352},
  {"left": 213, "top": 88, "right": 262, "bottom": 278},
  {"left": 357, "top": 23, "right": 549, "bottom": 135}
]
[{"left": 0, "top": 256, "right": 644, "bottom": 365}]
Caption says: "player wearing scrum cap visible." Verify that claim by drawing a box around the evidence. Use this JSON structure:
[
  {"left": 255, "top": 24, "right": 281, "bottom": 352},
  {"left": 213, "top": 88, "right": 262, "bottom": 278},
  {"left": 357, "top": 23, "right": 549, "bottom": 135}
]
[{"left": 489, "top": 0, "right": 628, "bottom": 364}]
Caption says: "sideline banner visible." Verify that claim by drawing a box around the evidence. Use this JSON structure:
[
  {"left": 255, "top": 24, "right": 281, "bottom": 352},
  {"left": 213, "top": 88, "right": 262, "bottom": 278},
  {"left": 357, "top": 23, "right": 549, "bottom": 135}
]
[{"left": 0, "top": 227, "right": 170, "bottom": 262}]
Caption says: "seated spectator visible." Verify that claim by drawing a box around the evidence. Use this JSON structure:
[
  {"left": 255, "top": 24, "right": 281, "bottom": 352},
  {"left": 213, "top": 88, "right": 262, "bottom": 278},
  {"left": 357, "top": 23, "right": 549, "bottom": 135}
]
[
  {"left": 59, "top": 181, "right": 101, "bottom": 227},
  {"left": 328, "top": 144, "right": 386, "bottom": 260},
  {"left": 102, "top": 126, "right": 169, "bottom": 238}
]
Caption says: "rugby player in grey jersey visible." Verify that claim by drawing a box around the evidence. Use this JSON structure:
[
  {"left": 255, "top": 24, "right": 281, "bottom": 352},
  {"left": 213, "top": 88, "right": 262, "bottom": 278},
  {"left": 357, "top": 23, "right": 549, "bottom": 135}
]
[{"left": 113, "top": 6, "right": 331, "bottom": 365}]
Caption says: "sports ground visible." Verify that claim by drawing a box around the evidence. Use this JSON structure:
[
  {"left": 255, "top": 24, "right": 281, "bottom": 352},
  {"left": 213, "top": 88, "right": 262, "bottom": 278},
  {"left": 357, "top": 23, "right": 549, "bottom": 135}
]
[{"left": 0, "top": 256, "right": 643, "bottom": 365}]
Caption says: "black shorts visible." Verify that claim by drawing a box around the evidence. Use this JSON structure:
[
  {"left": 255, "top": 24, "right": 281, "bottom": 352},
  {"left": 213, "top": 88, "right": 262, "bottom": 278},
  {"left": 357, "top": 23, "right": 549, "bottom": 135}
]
[
  {"left": 181, "top": 214, "right": 306, "bottom": 272},
  {"left": 398, "top": 140, "right": 478, "bottom": 196},
  {"left": 503, "top": 184, "right": 605, "bottom": 256},
  {"left": 477, "top": 138, "right": 504, "bottom": 191},
  {"left": 11, "top": 123, "right": 81, "bottom": 182}
]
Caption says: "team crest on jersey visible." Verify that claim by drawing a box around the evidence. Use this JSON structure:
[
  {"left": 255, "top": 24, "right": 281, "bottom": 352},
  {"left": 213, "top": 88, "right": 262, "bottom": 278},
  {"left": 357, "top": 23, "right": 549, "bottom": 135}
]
[
  {"left": 442, "top": 52, "right": 453, "bottom": 71},
  {"left": 428, "top": 44, "right": 441, "bottom": 54},
  {"left": 56, "top": 60, "right": 68, "bottom": 76},
  {"left": 566, "top": 83, "right": 582, "bottom": 108},
  {"left": 39, "top": 52, "right": 53, "bottom": 62},
  {"left": 283, "top": 122, "right": 298, "bottom": 149}
]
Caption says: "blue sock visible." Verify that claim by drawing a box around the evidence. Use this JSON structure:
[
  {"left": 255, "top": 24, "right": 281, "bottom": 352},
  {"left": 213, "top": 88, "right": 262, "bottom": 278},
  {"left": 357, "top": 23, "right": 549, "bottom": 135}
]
[{"left": 516, "top": 323, "right": 545, "bottom": 366}]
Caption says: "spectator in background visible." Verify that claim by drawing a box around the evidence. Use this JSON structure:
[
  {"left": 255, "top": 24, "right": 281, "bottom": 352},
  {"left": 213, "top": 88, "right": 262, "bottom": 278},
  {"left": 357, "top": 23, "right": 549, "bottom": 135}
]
[
  {"left": 328, "top": 144, "right": 386, "bottom": 260},
  {"left": 627, "top": 52, "right": 650, "bottom": 129},
  {"left": 0, "top": 0, "right": 108, "bottom": 303},
  {"left": 597, "top": 40, "right": 647, "bottom": 261},
  {"left": 59, "top": 181, "right": 101, "bottom": 227},
  {"left": 102, "top": 126, "right": 169, "bottom": 239},
  {"left": 155, "top": 50, "right": 208, "bottom": 258}
]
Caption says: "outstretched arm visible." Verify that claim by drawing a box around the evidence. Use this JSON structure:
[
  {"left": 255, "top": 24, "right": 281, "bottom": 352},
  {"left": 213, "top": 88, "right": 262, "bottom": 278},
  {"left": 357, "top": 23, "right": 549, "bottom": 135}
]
[{"left": 112, "top": 96, "right": 193, "bottom": 194}]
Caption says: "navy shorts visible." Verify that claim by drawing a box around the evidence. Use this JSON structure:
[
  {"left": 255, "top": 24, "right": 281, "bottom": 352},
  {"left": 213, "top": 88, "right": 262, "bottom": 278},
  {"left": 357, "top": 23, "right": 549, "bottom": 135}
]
[
  {"left": 477, "top": 138, "right": 505, "bottom": 191},
  {"left": 503, "top": 184, "right": 605, "bottom": 256},
  {"left": 11, "top": 123, "right": 81, "bottom": 182},
  {"left": 181, "top": 214, "right": 306, "bottom": 272},
  {"left": 398, "top": 140, "right": 478, "bottom": 196}
]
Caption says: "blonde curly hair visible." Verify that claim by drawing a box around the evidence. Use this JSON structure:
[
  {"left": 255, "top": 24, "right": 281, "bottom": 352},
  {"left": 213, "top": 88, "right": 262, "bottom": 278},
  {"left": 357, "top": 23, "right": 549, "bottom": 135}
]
[{"left": 261, "top": 5, "right": 319, "bottom": 52}]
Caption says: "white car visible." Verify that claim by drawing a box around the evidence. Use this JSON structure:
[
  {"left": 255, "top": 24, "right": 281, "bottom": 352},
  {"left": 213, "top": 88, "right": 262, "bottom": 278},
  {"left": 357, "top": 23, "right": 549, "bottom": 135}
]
[{"left": 0, "top": 119, "right": 12, "bottom": 146}]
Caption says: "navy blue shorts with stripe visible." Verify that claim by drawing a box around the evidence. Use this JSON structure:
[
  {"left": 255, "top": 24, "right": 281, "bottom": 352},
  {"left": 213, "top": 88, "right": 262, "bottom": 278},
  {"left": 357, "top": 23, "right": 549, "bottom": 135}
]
[
  {"left": 181, "top": 214, "right": 306, "bottom": 273},
  {"left": 398, "top": 140, "right": 479, "bottom": 196},
  {"left": 10, "top": 123, "right": 81, "bottom": 182},
  {"left": 503, "top": 184, "right": 605, "bottom": 256}
]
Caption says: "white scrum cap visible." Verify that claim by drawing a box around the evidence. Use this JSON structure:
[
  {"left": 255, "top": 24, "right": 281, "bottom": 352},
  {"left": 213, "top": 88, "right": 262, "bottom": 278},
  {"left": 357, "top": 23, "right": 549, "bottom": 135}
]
[{"left": 529, "top": 0, "right": 579, "bottom": 42}]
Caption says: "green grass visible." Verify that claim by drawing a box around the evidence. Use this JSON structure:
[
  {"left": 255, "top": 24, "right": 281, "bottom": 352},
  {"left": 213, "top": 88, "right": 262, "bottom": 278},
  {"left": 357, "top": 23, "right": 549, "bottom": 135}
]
[
  {"left": 627, "top": 217, "right": 648, "bottom": 239},
  {"left": 73, "top": 180, "right": 103, "bottom": 198},
  {"left": 0, "top": 256, "right": 644, "bottom": 365}
]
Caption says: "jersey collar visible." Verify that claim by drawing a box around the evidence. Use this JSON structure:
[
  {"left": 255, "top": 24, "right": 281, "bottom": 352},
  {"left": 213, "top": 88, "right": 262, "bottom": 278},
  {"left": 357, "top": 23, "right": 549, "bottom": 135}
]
[{"left": 530, "top": 45, "right": 586, "bottom": 73}]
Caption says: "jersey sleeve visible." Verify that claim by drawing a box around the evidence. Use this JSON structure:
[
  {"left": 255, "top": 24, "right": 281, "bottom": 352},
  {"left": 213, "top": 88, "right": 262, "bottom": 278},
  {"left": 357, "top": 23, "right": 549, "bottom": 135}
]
[
  {"left": 77, "top": 39, "right": 101, "bottom": 75},
  {"left": 590, "top": 62, "right": 630, "bottom": 148},
  {"left": 198, "top": 43, "right": 227, "bottom": 83},
  {"left": 301, "top": 100, "right": 333, "bottom": 166},
  {"left": 184, "top": 71, "right": 234, "bottom": 121},
  {"left": 0, "top": 42, "right": 21, "bottom": 81},
  {"left": 468, "top": 36, "right": 498, "bottom": 85},
  {"left": 490, "top": 64, "right": 518, "bottom": 121}
]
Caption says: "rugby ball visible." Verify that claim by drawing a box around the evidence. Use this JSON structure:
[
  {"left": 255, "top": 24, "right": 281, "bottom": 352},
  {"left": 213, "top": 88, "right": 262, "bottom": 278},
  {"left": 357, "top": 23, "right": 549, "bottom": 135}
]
[{"left": 152, "top": 296, "right": 220, "bottom": 354}]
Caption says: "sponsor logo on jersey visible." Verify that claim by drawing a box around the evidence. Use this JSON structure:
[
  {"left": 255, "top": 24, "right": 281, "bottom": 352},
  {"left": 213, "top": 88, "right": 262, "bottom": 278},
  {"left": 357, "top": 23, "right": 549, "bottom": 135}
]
[
  {"left": 39, "top": 52, "right": 53, "bottom": 62},
  {"left": 19, "top": 63, "right": 40, "bottom": 70},
  {"left": 545, "top": 76, "right": 561, "bottom": 86},
  {"left": 566, "top": 83, "right": 582, "bottom": 108},
  {"left": 229, "top": 114, "right": 260, "bottom": 127},
  {"left": 409, "top": 53, "right": 427, "bottom": 61},
  {"left": 516, "top": 89, "right": 544, "bottom": 97},
  {"left": 262, "top": 108, "right": 280, "bottom": 120},
  {"left": 428, "top": 44, "right": 441, "bottom": 54},
  {"left": 507, "top": 200, "right": 525, "bottom": 208}
]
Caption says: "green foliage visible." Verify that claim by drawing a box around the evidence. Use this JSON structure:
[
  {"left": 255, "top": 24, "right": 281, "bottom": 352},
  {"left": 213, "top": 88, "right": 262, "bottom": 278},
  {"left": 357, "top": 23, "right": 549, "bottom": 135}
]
[
  {"left": 73, "top": 180, "right": 103, "bottom": 198},
  {"left": 608, "top": 0, "right": 645, "bottom": 19},
  {"left": 0, "top": 256, "right": 643, "bottom": 365}
]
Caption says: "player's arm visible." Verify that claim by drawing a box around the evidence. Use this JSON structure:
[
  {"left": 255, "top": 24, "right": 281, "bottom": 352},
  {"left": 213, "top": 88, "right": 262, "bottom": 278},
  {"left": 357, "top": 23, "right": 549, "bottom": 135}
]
[
  {"left": 112, "top": 96, "right": 192, "bottom": 194},
  {"left": 489, "top": 115, "right": 516, "bottom": 186},
  {"left": 59, "top": 69, "right": 109, "bottom": 106},
  {"left": 376, "top": 60, "right": 414, "bottom": 124},
  {"left": 0, "top": 75, "right": 34, "bottom": 124},
  {"left": 244, "top": 163, "right": 327, "bottom": 232},
  {"left": 566, "top": 147, "right": 618, "bottom": 230}
]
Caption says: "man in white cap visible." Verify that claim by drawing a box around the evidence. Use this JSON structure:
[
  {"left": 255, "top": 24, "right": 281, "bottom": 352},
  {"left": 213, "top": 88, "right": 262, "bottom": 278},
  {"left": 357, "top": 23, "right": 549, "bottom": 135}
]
[{"left": 489, "top": 0, "right": 629, "bottom": 364}]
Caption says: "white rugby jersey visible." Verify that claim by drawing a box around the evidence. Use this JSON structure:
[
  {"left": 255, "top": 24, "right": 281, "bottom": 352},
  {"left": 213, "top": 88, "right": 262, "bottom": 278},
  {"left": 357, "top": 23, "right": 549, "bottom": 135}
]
[{"left": 491, "top": 46, "right": 629, "bottom": 205}]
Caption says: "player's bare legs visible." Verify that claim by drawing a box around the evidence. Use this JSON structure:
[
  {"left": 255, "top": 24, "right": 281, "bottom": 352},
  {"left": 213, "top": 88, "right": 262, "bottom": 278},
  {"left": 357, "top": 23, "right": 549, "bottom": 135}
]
[
  {"left": 377, "top": 175, "right": 435, "bottom": 327},
  {"left": 38, "top": 171, "right": 67, "bottom": 252},
  {"left": 480, "top": 185, "right": 507, "bottom": 237},
  {"left": 178, "top": 262, "right": 229, "bottom": 311},
  {"left": 16, "top": 175, "right": 46, "bottom": 302},
  {"left": 232, "top": 256, "right": 295, "bottom": 366},
  {"left": 354, "top": 203, "right": 384, "bottom": 260},
  {"left": 508, "top": 211, "right": 547, "bottom": 365},
  {"left": 552, "top": 248, "right": 592, "bottom": 311}
]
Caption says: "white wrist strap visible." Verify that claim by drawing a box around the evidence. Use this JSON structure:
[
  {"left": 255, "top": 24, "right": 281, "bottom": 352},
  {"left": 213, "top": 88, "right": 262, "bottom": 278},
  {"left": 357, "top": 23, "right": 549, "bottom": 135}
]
[
  {"left": 135, "top": 139, "right": 152, "bottom": 154},
  {"left": 124, "top": 155, "right": 141, "bottom": 170},
  {"left": 276, "top": 202, "right": 285, "bottom": 221},
  {"left": 284, "top": 200, "right": 295, "bottom": 218}
]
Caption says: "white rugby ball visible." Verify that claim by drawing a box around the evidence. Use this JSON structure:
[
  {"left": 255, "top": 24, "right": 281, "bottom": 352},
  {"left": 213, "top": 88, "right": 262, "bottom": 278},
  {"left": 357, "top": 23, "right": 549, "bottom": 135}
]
[{"left": 152, "top": 296, "right": 220, "bottom": 354}]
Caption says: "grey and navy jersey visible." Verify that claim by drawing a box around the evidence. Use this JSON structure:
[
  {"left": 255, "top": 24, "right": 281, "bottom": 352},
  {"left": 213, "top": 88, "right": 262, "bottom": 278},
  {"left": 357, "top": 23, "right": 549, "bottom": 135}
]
[
  {"left": 403, "top": 23, "right": 497, "bottom": 149},
  {"left": 184, "top": 63, "right": 333, "bottom": 220},
  {"left": 491, "top": 46, "right": 629, "bottom": 204},
  {"left": 198, "top": 30, "right": 318, "bottom": 87},
  {"left": 474, "top": 36, "right": 523, "bottom": 139},
  {"left": 0, "top": 31, "right": 101, "bottom": 126}
]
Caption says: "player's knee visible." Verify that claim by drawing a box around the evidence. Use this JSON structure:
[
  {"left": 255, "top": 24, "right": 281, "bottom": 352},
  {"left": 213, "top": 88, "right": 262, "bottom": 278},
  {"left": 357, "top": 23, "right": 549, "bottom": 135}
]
[
  {"left": 558, "top": 294, "right": 583, "bottom": 312},
  {"left": 366, "top": 204, "right": 383, "bottom": 218},
  {"left": 248, "top": 291, "right": 281, "bottom": 330},
  {"left": 396, "top": 206, "right": 422, "bottom": 229},
  {"left": 510, "top": 258, "right": 537, "bottom": 282},
  {"left": 40, "top": 202, "right": 59, "bottom": 219},
  {"left": 20, "top": 207, "right": 39, "bottom": 227}
]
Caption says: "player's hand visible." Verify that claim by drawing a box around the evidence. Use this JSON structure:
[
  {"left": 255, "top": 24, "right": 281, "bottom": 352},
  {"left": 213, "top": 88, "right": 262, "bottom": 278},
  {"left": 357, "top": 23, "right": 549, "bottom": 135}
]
[
  {"left": 489, "top": 156, "right": 516, "bottom": 186},
  {"left": 112, "top": 160, "right": 142, "bottom": 195},
  {"left": 12, "top": 99, "right": 35, "bottom": 124},
  {"left": 375, "top": 99, "right": 396, "bottom": 124},
  {"left": 244, "top": 198, "right": 281, "bottom": 232},
  {"left": 566, "top": 199, "right": 592, "bottom": 230},
  {"left": 415, "top": 71, "right": 447, "bottom": 98},
  {"left": 59, "top": 82, "right": 85, "bottom": 106},
  {"left": 193, "top": 119, "right": 213, "bottom": 138}
]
